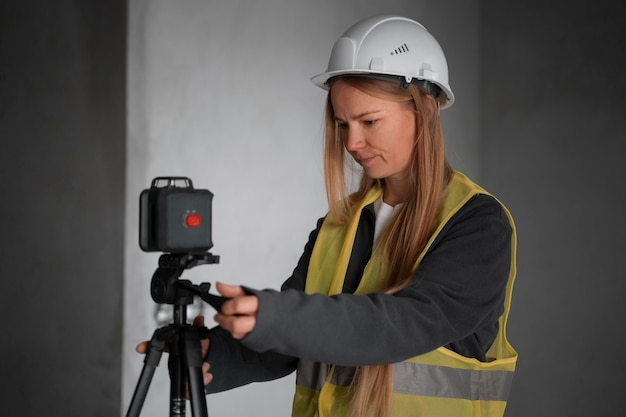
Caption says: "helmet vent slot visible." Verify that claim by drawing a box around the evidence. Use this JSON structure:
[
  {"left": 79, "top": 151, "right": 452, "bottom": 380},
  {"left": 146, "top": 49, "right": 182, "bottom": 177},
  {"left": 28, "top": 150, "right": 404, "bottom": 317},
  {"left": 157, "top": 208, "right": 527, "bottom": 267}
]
[{"left": 391, "top": 43, "right": 410, "bottom": 55}]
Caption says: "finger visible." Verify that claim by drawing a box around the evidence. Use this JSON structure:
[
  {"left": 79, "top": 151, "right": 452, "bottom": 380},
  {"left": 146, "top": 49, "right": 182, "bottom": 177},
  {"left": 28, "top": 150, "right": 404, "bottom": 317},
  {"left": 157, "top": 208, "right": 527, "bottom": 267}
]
[
  {"left": 203, "top": 362, "right": 213, "bottom": 386},
  {"left": 214, "top": 314, "right": 257, "bottom": 339},
  {"left": 136, "top": 340, "right": 170, "bottom": 354},
  {"left": 136, "top": 341, "right": 149, "bottom": 354},
  {"left": 215, "top": 282, "right": 247, "bottom": 298},
  {"left": 200, "top": 337, "right": 210, "bottom": 359},
  {"left": 220, "top": 295, "right": 259, "bottom": 317},
  {"left": 192, "top": 315, "right": 205, "bottom": 328}
]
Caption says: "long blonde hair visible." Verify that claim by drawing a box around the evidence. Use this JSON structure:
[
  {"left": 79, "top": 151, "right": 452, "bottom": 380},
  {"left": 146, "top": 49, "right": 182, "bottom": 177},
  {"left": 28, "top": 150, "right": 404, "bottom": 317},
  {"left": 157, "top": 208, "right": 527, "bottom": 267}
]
[{"left": 323, "top": 76, "right": 452, "bottom": 417}]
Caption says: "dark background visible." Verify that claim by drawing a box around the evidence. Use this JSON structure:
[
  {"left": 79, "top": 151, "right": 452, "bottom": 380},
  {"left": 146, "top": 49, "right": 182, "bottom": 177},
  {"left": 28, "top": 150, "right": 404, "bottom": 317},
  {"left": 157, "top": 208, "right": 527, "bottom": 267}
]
[
  {"left": 480, "top": 2, "right": 626, "bottom": 416},
  {"left": 0, "top": 2, "right": 126, "bottom": 416}
]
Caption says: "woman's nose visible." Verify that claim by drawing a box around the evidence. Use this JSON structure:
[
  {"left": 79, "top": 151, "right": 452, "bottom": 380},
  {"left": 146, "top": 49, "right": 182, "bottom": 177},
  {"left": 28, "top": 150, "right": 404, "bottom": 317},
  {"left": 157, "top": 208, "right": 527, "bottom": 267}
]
[{"left": 344, "top": 128, "right": 365, "bottom": 151}]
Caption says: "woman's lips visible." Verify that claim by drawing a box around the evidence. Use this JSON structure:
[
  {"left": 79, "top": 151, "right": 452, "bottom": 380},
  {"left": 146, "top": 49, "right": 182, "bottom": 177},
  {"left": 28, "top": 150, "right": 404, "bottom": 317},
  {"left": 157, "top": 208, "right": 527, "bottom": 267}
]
[{"left": 356, "top": 155, "right": 376, "bottom": 166}]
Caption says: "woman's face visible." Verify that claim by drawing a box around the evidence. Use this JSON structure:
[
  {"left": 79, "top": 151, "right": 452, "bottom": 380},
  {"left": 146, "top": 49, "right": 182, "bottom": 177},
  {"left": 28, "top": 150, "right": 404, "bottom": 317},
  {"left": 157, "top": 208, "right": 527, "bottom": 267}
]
[{"left": 330, "top": 80, "right": 417, "bottom": 185}]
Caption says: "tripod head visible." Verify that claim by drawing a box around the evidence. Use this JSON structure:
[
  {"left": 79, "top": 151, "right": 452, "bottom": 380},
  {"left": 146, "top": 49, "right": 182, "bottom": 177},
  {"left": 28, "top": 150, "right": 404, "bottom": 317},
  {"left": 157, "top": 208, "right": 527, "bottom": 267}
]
[
  {"left": 151, "top": 252, "right": 220, "bottom": 306},
  {"left": 150, "top": 252, "right": 228, "bottom": 319}
]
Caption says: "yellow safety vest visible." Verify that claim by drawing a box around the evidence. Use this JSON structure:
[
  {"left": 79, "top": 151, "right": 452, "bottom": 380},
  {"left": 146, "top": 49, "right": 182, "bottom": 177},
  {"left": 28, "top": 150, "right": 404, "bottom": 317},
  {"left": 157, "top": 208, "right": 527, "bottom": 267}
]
[{"left": 292, "top": 172, "right": 517, "bottom": 417}]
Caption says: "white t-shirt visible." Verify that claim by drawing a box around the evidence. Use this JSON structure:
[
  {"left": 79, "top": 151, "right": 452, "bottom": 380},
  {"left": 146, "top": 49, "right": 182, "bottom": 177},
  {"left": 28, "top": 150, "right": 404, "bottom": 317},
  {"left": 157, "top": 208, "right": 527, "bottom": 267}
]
[{"left": 373, "top": 197, "right": 403, "bottom": 250}]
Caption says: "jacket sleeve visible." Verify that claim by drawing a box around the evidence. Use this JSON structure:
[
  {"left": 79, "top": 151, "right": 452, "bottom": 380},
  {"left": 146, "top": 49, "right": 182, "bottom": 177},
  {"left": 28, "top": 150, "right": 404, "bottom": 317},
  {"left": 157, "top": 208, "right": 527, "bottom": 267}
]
[
  {"left": 204, "top": 327, "right": 297, "bottom": 393},
  {"left": 240, "top": 195, "right": 513, "bottom": 366},
  {"left": 203, "top": 217, "right": 324, "bottom": 393}
]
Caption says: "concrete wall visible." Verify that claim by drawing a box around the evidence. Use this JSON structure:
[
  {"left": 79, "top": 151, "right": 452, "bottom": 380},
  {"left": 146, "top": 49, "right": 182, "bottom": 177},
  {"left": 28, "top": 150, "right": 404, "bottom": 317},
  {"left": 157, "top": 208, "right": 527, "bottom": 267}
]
[
  {"left": 123, "top": 1, "right": 479, "bottom": 416},
  {"left": 0, "top": 1, "right": 126, "bottom": 415}
]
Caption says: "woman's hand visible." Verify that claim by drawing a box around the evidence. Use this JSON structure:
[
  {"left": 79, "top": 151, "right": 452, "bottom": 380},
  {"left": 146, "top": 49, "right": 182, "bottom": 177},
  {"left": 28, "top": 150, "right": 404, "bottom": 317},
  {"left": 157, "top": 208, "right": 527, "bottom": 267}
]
[{"left": 213, "top": 282, "right": 258, "bottom": 339}]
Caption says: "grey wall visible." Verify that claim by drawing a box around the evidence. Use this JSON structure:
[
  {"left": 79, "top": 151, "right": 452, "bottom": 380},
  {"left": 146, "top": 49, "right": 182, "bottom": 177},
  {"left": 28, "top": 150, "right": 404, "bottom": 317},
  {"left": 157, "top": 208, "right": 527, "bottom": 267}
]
[
  {"left": 0, "top": 1, "right": 126, "bottom": 416},
  {"left": 480, "top": 1, "right": 626, "bottom": 416}
]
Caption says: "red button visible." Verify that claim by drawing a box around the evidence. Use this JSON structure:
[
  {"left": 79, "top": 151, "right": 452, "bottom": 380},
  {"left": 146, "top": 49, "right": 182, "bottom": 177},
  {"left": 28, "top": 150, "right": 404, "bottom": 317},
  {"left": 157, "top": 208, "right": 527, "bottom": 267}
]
[{"left": 185, "top": 213, "right": 201, "bottom": 227}]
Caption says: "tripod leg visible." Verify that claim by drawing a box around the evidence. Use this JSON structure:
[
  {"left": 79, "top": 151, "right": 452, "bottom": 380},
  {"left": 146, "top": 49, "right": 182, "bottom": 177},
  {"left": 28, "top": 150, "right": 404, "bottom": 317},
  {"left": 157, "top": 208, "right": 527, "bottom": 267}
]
[
  {"left": 126, "top": 327, "right": 175, "bottom": 417},
  {"left": 168, "top": 333, "right": 187, "bottom": 416},
  {"left": 167, "top": 325, "right": 208, "bottom": 417},
  {"left": 182, "top": 326, "right": 209, "bottom": 417}
]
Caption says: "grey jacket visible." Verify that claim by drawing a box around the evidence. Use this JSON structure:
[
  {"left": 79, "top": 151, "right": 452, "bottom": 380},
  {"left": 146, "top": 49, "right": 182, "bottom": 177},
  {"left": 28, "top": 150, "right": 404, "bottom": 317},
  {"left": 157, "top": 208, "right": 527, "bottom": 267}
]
[{"left": 205, "top": 194, "right": 513, "bottom": 393}]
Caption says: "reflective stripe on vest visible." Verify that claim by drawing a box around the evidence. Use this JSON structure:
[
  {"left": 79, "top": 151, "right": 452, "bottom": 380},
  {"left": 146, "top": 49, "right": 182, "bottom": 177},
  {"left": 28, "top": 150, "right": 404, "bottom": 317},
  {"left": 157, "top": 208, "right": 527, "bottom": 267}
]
[
  {"left": 293, "top": 172, "right": 517, "bottom": 417},
  {"left": 296, "top": 359, "right": 514, "bottom": 402},
  {"left": 392, "top": 361, "right": 513, "bottom": 402}
]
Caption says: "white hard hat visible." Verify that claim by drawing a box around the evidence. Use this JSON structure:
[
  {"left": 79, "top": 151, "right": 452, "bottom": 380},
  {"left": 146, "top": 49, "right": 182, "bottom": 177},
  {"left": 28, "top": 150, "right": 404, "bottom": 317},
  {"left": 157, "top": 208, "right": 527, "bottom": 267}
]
[{"left": 311, "top": 15, "right": 455, "bottom": 108}]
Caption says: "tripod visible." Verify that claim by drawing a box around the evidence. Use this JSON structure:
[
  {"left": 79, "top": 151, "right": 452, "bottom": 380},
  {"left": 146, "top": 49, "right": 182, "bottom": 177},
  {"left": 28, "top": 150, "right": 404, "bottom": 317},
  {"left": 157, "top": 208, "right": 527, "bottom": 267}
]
[{"left": 126, "top": 252, "right": 225, "bottom": 417}]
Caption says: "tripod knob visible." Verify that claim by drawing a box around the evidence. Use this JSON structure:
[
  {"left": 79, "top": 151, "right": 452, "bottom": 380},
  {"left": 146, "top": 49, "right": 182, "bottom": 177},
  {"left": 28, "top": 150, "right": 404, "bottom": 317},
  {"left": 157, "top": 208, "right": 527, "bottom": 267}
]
[{"left": 150, "top": 266, "right": 193, "bottom": 305}]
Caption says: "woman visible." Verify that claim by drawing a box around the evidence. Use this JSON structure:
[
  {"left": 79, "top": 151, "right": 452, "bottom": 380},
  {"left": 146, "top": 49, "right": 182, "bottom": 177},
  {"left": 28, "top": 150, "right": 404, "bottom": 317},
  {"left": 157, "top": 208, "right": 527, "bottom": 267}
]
[{"left": 141, "top": 15, "right": 518, "bottom": 417}]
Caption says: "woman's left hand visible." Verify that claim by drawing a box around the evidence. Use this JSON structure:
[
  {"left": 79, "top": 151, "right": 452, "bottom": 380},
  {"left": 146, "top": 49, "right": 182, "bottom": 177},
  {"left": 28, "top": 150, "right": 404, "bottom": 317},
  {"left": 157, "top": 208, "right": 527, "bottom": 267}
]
[{"left": 213, "top": 282, "right": 258, "bottom": 339}]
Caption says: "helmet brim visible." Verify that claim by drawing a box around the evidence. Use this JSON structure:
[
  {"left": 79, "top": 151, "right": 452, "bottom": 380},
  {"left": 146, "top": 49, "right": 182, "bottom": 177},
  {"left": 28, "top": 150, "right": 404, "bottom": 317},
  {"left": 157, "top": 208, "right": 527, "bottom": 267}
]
[{"left": 310, "top": 70, "right": 455, "bottom": 109}]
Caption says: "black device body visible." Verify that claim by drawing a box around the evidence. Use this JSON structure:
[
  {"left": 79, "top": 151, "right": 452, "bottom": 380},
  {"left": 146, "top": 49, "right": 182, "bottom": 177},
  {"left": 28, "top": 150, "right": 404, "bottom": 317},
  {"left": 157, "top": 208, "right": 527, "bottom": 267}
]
[{"left": 140, "top": 176, "right": 213, "bottom": 253}]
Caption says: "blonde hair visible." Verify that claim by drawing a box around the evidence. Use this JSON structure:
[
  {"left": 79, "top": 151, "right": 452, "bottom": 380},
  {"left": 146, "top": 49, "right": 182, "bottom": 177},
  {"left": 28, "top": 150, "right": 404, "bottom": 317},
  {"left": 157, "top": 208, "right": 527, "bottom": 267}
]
[{"left": 323, "top": 76, "right": 452, "bottom": 417}]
